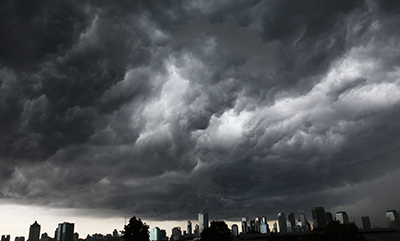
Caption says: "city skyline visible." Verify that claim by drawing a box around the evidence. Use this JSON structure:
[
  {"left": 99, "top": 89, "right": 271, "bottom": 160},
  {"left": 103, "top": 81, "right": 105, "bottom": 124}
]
[
  {"left": 2, "top": 206, "right": 399, "bottom": 239},
  {"left": 2, "top": 0, "right": 400, "bottom": 239}
]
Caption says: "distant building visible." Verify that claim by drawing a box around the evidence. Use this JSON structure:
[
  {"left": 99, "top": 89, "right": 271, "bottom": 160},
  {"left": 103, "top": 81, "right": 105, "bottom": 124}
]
[
  {"left": 325, "top": 212, "right": 333, "bottom": 223},
  {"left": 277, "top": 213, "right": 287, "bottom": 233},
  {"left": 2, "top": 235, "right": 10, "bottom": 241},
  {"left": 187, "top": 221, "right": 192, "bottom": 236},
  {"left": 231, "top": 224, "right": 238, "bottom": 236},
  {"left": 29, "top": 221, "right": 41, "bottom": 241},
  {"left": 386, "top": 210, "right": 400, "bottom": 229},
  {"left": 150, "top": 227, "right": 160, "bottom": 241},
  {"left": 15, "top": 237, "right": 25, "bottom": 241},
  {"left": 287, "top": 213, "right": 295, "bottom": 232},
  {"left": 241, "top": 217, "right": 249, "bottom": 234},
  {"left": 40, "top": 233, "right": 49, "bottom": 241},
  {"left": 254, "top": 217, "right": 261, "bottom": 232},
  {"left": 362, "top": 216, "right": 372, "bottom": 230},
  {"left": 272, "top": 223, "right": 277, "bottom": 233},
  {"left": 311, "top": 207, "right": 327, "bottom": 229},
  {"left": 158, "top": 229, "right": 166, "bottom": 241},
  {"left": 336, "top": 211, "right": 349, "bottom": 224},
  {"left": 56, "top": 222, "right": 75, "bottom": 241},
  {"left": 299, "top": 213, "right": 307, "bottom": 229},
  {"left": 112, "top": 230, "right": 118, "bottom": 238},
  {"left": 194, "top": 224, "right": 199, "bottom": 237},
  {"left": 198, "top": 210, "right": 209, "bottom": 234},
  {"left": 171, "top": 227, "right": 181, "bottom": 241},
  {"left": 260, "top": 217, "right": 269, "bottom": 234}
]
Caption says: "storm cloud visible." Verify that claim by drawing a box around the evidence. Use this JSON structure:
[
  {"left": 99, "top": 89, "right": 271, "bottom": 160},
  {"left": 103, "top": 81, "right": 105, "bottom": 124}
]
[{"left": 1, "top": 0, "right": 400, "bottom": 226}]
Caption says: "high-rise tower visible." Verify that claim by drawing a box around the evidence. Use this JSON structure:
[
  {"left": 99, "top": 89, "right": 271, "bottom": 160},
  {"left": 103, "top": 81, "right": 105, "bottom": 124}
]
[
  {"left": 277, "top": 213, "right": 287, "bottom": 233},
  {"left": 187, "top": 221, "right": 192, "bottom": 235},
  {"left": 386, "top": 210, "right": 400, "bottom": 229},
  {"left": 198, "top": 210, "right": 209, "bottom": 234},
  {"left": 56, "top": 222, "right": 74, "bottom": 241},
  {"left": 336, "top": 211, "right": 349, "bottom": 224},
  {"left": 28, "top": 221, "right": 40, "bottom": 241},
  {"left": 311, "top": 207, "right": 327, "bottom": 229}
]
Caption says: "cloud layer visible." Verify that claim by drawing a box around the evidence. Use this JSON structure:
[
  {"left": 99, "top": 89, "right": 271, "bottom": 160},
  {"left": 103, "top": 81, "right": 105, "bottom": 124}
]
[{"left": 1, "top": 0, "right": 400, "bottom": 225}]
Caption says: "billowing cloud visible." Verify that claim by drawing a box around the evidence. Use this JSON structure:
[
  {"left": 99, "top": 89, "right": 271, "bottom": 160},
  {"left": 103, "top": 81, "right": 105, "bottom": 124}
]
[{"left": 1, "top": 0, "right": 400, "bottom": 228}]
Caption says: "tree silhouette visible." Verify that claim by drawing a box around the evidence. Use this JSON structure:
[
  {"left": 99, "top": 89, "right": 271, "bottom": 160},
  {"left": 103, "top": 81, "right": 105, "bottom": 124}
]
[
  {"left": 122, "top": 216, "right": 149, "bottom": 241},
  {"left": 200, "top": 221, "right": 233, "bottom": 241},
  {"left": 306, "top": 221, "right": 365, "bottom": 241}
]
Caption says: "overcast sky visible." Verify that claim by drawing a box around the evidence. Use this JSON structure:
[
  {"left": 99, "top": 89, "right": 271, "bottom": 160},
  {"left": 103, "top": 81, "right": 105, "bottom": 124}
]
[{"left": 2, "top": 0, "right": 400, "bottom": 237}]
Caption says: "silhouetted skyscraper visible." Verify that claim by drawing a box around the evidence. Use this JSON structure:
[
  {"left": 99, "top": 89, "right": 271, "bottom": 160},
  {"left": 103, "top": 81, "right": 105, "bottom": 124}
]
[
  {"left": 325, "top": 212, "right": 333, "bottom": 223},
  {"left": 277, "top": 213, "right": 287, "bottom": 233},
  {"left": 198, "top": 210, "right": 209, "bottom": 234},
  {"left": 288, "top": 213, "right": 295, "bottom": 232},
  {"left": 362, "top": 216, "right": 372, "bottom": 230},
  {"left": 171, "top": 227, "right": 181, "bottom": 241},
  {"left": 194, "top": 224, "right": 199, "bottom": 237},
  {"left": 56, "top": 222, "right": 74, "bottom": 241},
  {"left": 2, "top": 235, "right": 10, "bottom": 241},
  {"left": 187, "top": 221, "right": 192, "bottom": 235},
  {"left": 241, "top": 217, "right": 249, "bottom": 234},
  {"left": 231, "top": 224, "right": 238, "bottom": 236},
  {"left": 311, "top": 207, "right": 327, "bottom": 229},
  {"left": 254, "top": 217, "right": 261, "bottom": 232},
  {"left": 112, "top": 230, "right": 118, "bottom": 238},
  {"left": 336, "top": 211, "right": 349, "bottom": 224},
  {"left": 386, "top": 210, "right": 400, "bottom": 229},
  {"left": 28, "top": 221, "right": 41, "bottom": 241}
]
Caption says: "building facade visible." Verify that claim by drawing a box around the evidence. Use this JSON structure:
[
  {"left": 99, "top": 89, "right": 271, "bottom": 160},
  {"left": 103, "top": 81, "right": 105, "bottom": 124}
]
[
  {"left": 277, "top": 213, "right": 287, "bottom": 233},
  {"left": 29, "top": 221, "right": 41, "bottom": 241},
  {"left": 336, "top": 211, "right": 349, "bottom": 224},
  {"left": 311, "top": 207, "right": 327, "bottom": 229},
  {"left": 198, "top": 210, "right": 209, "bottom": 234},
  {"left": 386, "top": 210, "right": 400, "bottom": 229},
  {"left": 362, "top": 216, "right": 372, "bottom": 230},
  {"left": 56, "top": 222, "right": 75, "bottom": 241}
]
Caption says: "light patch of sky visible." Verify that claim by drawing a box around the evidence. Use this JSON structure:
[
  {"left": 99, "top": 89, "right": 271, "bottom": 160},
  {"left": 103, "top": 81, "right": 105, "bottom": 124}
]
[{"left": 136, "top": 64, "right": 189, "bottom": 143}]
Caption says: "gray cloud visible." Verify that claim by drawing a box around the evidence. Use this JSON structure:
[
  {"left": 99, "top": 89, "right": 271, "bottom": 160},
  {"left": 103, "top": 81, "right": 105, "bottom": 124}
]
[{"left": 1, "top": 0, "right": 400, "bottom": 228}]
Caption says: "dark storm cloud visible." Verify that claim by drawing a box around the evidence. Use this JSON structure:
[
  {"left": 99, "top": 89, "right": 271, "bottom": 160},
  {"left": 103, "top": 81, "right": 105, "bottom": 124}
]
[{"left": 1, "top": 0, "right": 400, "bottom": 227}]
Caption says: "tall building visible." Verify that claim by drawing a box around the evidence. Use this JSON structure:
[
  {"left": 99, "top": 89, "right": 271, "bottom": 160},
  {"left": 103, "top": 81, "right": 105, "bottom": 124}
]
[
  {"left": 112, "top": 230, "right": 118, "bottom": 238},
  {"left": 325, "top": 212, "right": 333, "bottom": 223},
  {"left": 56, "top": 222, "right": 75, "bottom": 241},
  {"left": 194, "top": 224, "right": 199, "bottom": 237},
  {"left": 150, "top": 227, "right": 160, "bottom": 241},
  {"left": 336, "top": 211, "right": 349, "bottom": 224},
  {"left": 311, "top": 207, "right": 327, "bottom": 229},
  {"left": 277, "top": 213, "right": 287, "bottom": 234},
  {"left": 362, "top": 216, "right": 372, "bottom": 230},
  {"left": 260, "top": 217, "right": 269, "bottom": 234},
  {"left": 272, "top": 223, "right": 277, "bottom": 233},
  {"left": 287, "top": 213, "right": 295, "bottom": 232},
  {"left": 187, "top": 221, "right": 192, "bottom": 236},
  {"left": 231, "top": 225, "right": 239, "bottom": 236},
  {"left": 198, "top": 210, "right": 209, "bottom": 234},
  {"left": 386, "top": 210, "right": 400, "bottom": 229},
  {"left": 254, "top": 217, "right": 261, "bottom": 232},
  {"left": 171, "top": 227, "right": 181, "bottom": 241},
  {"left": 28, "top": 221, "right": 41, "bottom": 241},
  {"left": 2, "top": 235, "right": 10, "bottom": 241},
  {"left": 241, "top": 217, "right": 249, "bottom": 234}
]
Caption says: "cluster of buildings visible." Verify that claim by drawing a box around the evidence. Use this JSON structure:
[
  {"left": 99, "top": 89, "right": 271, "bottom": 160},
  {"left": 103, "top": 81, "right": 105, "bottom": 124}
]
[
  {"left": 2, "top": 208, "right": 400, "bottom": 241},
  {"left": 150, "top": 210, "right": 208, "bottom": 241},
  {"left": 1, "top": 222, "right": 121, "bottom": 241}
]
